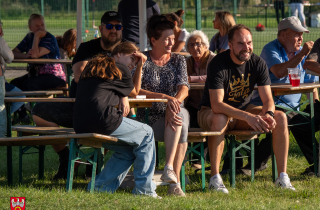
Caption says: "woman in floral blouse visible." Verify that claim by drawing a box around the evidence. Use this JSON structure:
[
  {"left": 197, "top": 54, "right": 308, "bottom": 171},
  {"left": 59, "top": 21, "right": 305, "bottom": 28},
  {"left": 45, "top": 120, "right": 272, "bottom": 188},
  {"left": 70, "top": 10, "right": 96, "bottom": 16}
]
[{"left": 132, "top": 14, "right": 189, "bottom": 197}]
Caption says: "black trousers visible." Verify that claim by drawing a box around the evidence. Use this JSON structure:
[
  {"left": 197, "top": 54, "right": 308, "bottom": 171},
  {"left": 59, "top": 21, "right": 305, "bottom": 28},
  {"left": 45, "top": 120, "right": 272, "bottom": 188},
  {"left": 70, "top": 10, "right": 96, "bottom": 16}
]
[
  {"left": 250, "top": 104, "right": 320, "bottom": 170},
  {"left": 10, "top": 74, "right": 66, "bottom": 91},
  {"left": 274, "top": 1, "right": 285, "bottom": 24}
]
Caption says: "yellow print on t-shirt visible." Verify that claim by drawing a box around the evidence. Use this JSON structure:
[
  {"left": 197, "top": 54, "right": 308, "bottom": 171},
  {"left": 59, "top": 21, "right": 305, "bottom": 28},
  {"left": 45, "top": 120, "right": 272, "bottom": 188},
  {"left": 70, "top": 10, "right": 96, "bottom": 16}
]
[{"left": 228, "top": 73, "right": 251, "bottom": 102}]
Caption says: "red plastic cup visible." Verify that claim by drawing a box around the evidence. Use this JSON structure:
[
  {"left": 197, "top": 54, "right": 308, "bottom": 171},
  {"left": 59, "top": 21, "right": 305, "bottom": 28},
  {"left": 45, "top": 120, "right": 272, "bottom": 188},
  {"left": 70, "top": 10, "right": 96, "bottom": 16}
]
[{"left": 288, "top": 68, "right": 301, "bottom": 87}]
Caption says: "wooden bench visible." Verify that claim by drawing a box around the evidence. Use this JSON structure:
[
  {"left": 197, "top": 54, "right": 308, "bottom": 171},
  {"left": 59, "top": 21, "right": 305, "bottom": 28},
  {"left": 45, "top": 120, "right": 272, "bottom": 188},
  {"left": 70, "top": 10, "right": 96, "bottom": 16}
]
[
  {"left": 181, "top": 128, "right": 274, "bottom": 192},
  {"left": 1, "top": 125, "right": 117, "bottom": 193}
]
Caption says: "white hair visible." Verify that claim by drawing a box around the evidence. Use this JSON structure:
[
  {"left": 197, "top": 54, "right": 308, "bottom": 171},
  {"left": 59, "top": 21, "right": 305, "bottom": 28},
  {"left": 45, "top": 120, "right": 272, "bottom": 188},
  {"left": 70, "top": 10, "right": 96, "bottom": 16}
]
[{"left": 185, "top": 30, "right": 210, "bottom": 53}]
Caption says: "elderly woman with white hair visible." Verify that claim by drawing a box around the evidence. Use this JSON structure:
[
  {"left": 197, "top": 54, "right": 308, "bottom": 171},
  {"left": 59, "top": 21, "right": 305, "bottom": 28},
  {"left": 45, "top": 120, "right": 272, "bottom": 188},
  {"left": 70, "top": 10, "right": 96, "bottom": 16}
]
[{"left": 185, "top": 30, "right": 215, "bottom": 129}]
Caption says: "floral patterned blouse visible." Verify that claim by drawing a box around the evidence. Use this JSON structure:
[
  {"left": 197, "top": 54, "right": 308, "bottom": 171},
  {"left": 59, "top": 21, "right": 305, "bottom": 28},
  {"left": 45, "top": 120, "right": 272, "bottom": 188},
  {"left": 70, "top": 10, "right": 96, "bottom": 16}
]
[{"left": 131, "top": 51, "right": 190, "bottom": 126}]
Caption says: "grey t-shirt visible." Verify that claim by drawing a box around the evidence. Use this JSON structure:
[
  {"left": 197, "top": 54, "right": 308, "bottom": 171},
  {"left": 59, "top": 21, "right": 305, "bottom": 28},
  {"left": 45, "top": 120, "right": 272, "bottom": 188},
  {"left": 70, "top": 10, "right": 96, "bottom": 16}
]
[
  {"left": 209, "top": 33, "right": 229, "bottom": 54},
  {"left": 118, "top": 0, "right": 160, "bottom": 44}
]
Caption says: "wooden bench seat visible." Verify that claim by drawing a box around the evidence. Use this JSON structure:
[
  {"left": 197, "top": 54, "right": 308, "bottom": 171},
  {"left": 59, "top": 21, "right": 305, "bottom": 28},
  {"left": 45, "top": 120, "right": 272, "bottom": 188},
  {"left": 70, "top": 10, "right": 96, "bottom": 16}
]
[{"left": 2, "top": 125, "right": 117, "bottom": 193}]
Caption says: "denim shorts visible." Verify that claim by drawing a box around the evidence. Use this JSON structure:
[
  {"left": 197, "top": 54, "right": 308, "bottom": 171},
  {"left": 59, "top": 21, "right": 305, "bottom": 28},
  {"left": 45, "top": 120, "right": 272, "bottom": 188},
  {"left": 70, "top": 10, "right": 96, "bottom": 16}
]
[{"left": 32, "top": 101, "right": 74, "bottom": 128}]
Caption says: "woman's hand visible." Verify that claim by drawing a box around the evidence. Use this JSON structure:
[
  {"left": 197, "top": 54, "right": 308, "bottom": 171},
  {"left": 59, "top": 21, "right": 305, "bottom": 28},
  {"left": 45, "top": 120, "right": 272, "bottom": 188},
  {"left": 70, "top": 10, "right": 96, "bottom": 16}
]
[
  {"left": 134, "top": 51, "right": 147, "bottom": 68},
  {"left": 167, "top": 96, "right": 182, "bottom": 114},
  {"left": 165, "top": 107, "right": 182, "bottom": 131},
  {"left": 118, "top": 96, "right": 130, "bottom": 117}
]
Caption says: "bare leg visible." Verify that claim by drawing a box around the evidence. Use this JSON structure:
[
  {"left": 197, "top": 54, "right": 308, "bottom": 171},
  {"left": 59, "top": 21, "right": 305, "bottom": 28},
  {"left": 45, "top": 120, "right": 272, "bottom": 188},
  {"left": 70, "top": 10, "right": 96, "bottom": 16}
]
[
  {"left": 32, "top": 115, "right": 66, "bottom": 152},
  {"left": 206, "top": 113, "right": 229, "bottom": 176},
  {"left": 164, "top": 125, "right": 182, "bottom": 167},
  {"left": 272, "top": 110, "right": 289, "bottom": 176},
  {"left": 173, "top": 142, "right": 188, "bottom": 183}
]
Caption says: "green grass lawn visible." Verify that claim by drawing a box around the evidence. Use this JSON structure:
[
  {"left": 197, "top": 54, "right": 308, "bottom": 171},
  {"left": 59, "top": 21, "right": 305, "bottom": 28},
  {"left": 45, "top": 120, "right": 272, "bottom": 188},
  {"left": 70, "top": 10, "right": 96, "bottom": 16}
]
[{"left": 0, "top": 93, "right": 320, "bottom": 209}]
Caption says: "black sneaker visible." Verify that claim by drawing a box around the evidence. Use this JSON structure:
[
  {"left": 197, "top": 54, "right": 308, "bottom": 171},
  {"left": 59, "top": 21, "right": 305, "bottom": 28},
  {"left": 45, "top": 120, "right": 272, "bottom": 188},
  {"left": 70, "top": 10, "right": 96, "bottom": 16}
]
[
  {"left": 240, "top": 163, "right": 268, "bottom": 176},
  {"left": 300, "top": 167, "right": 316, "bottom": 177},
  {"left": 53, "top": 163, "right": 68, "bottom": 180}
]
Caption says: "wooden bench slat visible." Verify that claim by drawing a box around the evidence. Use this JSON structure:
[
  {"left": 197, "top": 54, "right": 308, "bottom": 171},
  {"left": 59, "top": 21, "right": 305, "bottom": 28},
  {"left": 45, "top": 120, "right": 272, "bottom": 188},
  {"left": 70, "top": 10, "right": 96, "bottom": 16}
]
[
  {"left": 12, "top": 125, "right": 75, "bottom": 134},
  {"left": 0, "top": 133, "right": 118, "bottom": 147}
]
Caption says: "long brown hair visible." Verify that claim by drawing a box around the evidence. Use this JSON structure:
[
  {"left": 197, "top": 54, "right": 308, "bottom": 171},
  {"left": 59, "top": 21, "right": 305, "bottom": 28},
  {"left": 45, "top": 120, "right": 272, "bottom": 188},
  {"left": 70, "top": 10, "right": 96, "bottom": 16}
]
[
  {"left": 214, "top": 11, "right": 235, "bottom": 39},
  {"left": 81, "top": 41, "right": 139, "bottom": 81},
  {"left": 56, "top": 29, "right": 77, "bottom": 57},
  {"left": 166, "top": 9, "right": 184, "bottom": 28}
]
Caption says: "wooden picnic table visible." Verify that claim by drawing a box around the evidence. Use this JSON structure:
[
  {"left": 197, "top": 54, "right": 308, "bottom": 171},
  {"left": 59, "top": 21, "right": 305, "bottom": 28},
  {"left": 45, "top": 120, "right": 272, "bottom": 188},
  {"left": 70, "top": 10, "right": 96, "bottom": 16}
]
[
  {"left": 5, "top": 90, "right": 64, "bottom": 97},
  {"left": 12, "top": 58, "right": 73, "bottom": 91}
]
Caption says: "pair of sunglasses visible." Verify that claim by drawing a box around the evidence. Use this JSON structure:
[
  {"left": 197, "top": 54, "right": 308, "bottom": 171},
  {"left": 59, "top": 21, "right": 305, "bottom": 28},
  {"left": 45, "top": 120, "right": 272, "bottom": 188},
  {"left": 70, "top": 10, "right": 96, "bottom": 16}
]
[{"left": 105, "top": 23, "right": 123, "bottom": 30}]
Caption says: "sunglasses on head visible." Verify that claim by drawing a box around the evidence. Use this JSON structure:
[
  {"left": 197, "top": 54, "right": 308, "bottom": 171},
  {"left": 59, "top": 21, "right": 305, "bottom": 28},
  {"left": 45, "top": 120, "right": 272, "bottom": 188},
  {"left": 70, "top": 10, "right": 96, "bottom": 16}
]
[{"left": 105, "top": 23, "right": 123, "bottom": 30}]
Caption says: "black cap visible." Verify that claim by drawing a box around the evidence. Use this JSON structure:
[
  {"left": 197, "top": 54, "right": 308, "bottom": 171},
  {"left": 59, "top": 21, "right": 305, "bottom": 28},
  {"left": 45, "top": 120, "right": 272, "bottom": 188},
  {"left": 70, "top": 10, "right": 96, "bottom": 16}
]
[{"left": 101, "top": 11, "right": 122, "bottom": 24}]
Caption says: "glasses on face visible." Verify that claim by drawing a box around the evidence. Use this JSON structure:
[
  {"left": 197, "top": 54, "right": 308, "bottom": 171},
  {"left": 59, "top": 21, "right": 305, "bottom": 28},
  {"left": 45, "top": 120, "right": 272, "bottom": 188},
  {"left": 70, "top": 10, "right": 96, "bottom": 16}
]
[
  {"left": 104, "top": 23, "right": 123, "bottom": 30},
  {"left": 188, "top": 42, "right": 203, "bottom": 48}
]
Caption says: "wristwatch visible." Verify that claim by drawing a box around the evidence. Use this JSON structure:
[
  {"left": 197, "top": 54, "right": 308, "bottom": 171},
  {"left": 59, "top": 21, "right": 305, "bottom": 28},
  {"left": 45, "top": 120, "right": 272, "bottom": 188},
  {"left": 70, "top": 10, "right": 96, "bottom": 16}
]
[{"left": 265, "top": 111, "right": 275, "bottom": 118}]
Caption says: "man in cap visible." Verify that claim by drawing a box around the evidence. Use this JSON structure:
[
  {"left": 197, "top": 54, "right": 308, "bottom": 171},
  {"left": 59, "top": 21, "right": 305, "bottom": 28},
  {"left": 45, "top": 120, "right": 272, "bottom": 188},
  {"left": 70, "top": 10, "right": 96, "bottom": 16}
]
[
  {"left": 248, "top": 16, "right": 319, "bottom": 176},
  {"left": 31, "top": 11, "right": 126, "bottom": 180}
]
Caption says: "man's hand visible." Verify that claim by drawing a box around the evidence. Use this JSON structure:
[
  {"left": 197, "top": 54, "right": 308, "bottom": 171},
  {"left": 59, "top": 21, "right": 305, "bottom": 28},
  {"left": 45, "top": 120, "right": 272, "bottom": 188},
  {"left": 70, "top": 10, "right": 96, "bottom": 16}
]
[
  {"left": 27, "top": 49, "right": 35, "bottom": 58},
  {"left": 261, "top": 115, "right": 276, "bottom": 130},
  {"left": 245, "top": 114, "right": 270, "bottom": 133},
  {"left": 35, "top": 30, "right": 47, "bottom": 39},
  {"left": 118, "top": 96, "right": 130, "bottom": 117},
  {"left": 167, "top": 96, "right": 182, "bottom": 114},
  {"left": 165, "top": 107, "right": 182, "bottom": 131},
  {"left": 301, "top": 41, "right": 314, "bottom": 56}
]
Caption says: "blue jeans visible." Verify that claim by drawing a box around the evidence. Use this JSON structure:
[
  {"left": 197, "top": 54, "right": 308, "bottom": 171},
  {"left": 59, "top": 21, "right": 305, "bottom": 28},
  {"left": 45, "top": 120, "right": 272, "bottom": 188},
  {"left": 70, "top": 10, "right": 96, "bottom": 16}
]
[
  {"left": 5, "top": 83, "right": 25, "bottom": 114},
  {"left": 87, "top": 117, "right": 156, "bottom": 196}
]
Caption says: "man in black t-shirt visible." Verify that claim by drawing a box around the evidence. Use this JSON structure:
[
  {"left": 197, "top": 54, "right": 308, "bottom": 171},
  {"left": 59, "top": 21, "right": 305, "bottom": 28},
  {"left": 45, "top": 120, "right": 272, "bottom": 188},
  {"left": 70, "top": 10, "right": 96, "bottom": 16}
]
[
  {"left": 198, "top": 24, "right": 295, "bottom": 193},
  {"left": 31, "top": 11, "right": 126, "bottom": 181}
]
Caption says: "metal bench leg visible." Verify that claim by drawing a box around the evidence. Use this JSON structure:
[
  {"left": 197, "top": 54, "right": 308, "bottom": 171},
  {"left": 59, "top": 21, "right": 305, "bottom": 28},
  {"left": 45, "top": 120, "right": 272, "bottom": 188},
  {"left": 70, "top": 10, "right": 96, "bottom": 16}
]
[
  {"left": 201, "top": 142, "right": 205, "bottom": 191},
  {"left": 270, "top": 134, "right": 277, "bottom": 182},
  {"left": 96, "top": 148, "right": 103, "bottom": 174},
  {"left": 19, "top": 146, "right": 23, "bottom": 184},
  {"left": 310, "top": 93, "right": 318, "bottom": 176},
  {"left": 39, "top": 145, "right": 45, "bottom": 179},
  {"left": 229, "top": 136, "right": 236, "bottom": 188},
  {"left": 89, "top": 149, "right": 98, "bottom": 193},
  {"left": 251, "top": 139, "right": 255, "bottom": 183},
  {"left": 181, "top": 159, "right": 186, "bottom": 192},
  {"left": 66, "top": 138, "right": 76, "bottom": 192}
]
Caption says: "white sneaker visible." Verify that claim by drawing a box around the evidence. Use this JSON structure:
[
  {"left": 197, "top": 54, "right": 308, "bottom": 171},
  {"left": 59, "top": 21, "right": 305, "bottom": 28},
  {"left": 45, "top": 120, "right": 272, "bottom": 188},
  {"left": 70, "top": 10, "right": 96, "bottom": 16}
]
[
  {"left": 209, "top": 175, "right": 229, "bottom": 194},
  {"left": 275, "top": 174, "right": 296, "bottom": 191},
  {"left": 160, "top": 166, "right": 178, "bottom": 184},
  {"left": 151, "top": 193, "right": 162, "bottom": 199}
]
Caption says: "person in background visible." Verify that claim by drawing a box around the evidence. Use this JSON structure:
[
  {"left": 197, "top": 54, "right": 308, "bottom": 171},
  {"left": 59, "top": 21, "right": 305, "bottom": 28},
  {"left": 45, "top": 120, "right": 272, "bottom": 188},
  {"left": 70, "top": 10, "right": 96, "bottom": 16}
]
[
  {"left": 184, "top": 30, "right": 215, "bottom": 169},
  {"left": 131, "top": 14, "right": 189, "bottom": 197},
  {"left": 289, "top": 0, "right": 307, "bottom": 28},
  {"left": 118, "top": 0, "right": 160, "bottom": 45},
  {"left": 209, "top": 11, "right": 235, "bottom": 54},
  {"left": 165, "top": 10, "right": 189, "bottom": 52},
  {"left": 11, "top": 13, "right": 66, "bottom": 91},
  {"left": 31, "top": 11, "right": 126, "bottom": 181},
  {"left": 56, "top": 29, "right": 77, "bottom": 59},
  {"left": 0, "top": 20, "right": 26, "bottom": 123},
  {"left": 56, "top": 29, "right": 77, "bottom": 79},
  {"left": 274, "top": 0, "right": 285, "bottom": 24}
]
